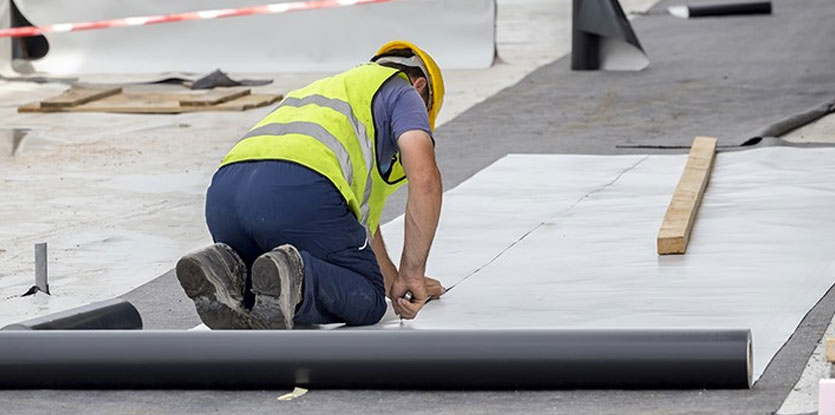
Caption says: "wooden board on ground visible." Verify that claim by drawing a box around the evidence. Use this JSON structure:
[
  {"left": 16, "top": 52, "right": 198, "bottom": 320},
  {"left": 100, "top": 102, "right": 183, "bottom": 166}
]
[
  {"left": 657, "top": 136, "right": 718, "bottom": 255},
  {"left": 40, "top": 87, "right": 122, "bottom": 108},
  {"left": 19, "top": 87, "right": 281, "bottom": 114},
  {"left": 179, "top": 88, "right": 250, "bottom": 106},
  {"left": 212, "top": 94, "right": 283, "bottom": 111},
  {"left": 827, "top": 338, "right": 835, "bottom": 363}
]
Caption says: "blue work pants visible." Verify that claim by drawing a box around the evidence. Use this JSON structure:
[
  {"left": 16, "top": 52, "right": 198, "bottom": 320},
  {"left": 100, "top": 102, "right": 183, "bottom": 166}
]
[{"left": 204, "top": 160, "right": 386, "bottom": 326}]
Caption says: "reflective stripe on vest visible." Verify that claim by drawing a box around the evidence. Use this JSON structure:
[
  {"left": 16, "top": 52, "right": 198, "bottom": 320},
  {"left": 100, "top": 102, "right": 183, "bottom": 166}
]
[
  {"left": 240, "top": 121, "right": 355, "bottom": 187},
  {"left": 234, "top": 94, "right": 377, "bottom": 235},
  {"left": 275, "top": 95, "right": 376, "bottom": 233},
  {"left": 280, "top": 95, "right": 374, "bottom": 176}
]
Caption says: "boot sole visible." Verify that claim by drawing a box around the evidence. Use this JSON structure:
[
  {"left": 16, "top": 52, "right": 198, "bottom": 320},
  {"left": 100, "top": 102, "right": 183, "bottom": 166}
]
[
  {"left": 250, "top": 247, "right": 303, "bottom": 330},
  {"left": 175, "top": 247, "right": 249, "bottom": 329}
]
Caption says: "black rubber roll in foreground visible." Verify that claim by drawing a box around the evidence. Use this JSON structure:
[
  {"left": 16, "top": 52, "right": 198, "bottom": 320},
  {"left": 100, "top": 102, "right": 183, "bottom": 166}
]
[
  {"left": 1, "top": 299, "right": 142, "bottom": 330},
  {"left": 0, "top": 329, "right": 752, "bottom": 390}
]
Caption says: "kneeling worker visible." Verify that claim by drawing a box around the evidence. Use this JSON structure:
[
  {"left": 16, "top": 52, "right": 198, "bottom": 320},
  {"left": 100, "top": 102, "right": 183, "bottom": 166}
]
[{"left": 176, "top": 41, "right": 446, "bottom": 329}]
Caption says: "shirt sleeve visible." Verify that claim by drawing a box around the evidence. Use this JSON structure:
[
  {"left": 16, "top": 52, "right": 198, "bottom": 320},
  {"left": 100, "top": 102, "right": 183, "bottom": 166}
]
[{"left": 387, "top": 77, "right": 434, "bottom": 150}]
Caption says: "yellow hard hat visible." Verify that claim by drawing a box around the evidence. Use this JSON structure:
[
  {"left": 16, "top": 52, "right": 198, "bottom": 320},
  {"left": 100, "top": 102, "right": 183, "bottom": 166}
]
[{"left": 372, "top": 40, "right": 445, "bottom": 131}]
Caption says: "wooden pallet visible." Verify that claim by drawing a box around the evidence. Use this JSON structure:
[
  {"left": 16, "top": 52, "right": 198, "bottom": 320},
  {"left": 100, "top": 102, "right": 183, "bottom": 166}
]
[{"left": 19, "top": 86, "right": 282, "bottom": 114}]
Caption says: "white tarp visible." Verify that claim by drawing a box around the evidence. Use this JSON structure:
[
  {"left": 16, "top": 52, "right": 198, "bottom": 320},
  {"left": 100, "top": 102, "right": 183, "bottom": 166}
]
[
  {"left": 13, "top": 0, "right": 496, "bottom": 74},
  {"left": 373, "top": 148, "right": 835, "bottom": 383}
]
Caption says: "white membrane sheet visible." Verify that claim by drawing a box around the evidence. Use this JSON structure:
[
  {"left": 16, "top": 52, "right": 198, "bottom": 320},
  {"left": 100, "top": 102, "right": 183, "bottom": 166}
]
[
  {"left": 14, "top": 0, "right": 495, "bottom": 74},
  {"left": 373, "top": 148, "right": 835, "bottom": 382}
]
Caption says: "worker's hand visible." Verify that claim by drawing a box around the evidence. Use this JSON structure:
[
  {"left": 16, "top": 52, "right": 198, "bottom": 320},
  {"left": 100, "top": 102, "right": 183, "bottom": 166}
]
[
  {"left": 424, "top": 276, "right": 446, "bottom": 299},
  {"left": 390, "top": 275, "right": 429, "bottom": 320}
]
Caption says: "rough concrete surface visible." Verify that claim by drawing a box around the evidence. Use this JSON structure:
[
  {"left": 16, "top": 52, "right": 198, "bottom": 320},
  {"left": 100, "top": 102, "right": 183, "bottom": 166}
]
[
  {"left": 783, "top": 112, "right": 835, "bottom": 144},
  {"left": 2, "top": 0, "right": 835, "bottom": 413},
  {"left": 778, "top": 309, "right": 834, "bottom": 415}
]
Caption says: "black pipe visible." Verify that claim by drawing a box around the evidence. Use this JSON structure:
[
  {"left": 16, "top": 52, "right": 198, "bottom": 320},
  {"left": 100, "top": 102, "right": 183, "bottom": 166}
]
[
  {"left": 0, "top": 329, "right": 752, "bottom": 389},
  {"left": 2, "top": 299, "right": 142, "bottom": 330},
  {"left": 686, "top": 2, "right": 772, "bottom": 18}
]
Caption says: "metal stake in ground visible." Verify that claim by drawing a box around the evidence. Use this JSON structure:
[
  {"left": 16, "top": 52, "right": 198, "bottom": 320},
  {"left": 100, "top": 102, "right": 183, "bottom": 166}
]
[{"left": 34, "top": 242, "right": 49, "bottom": 294}]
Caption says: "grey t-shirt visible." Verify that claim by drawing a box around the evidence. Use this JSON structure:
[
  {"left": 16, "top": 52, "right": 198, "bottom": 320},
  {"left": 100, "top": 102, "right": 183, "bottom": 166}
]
[{"left": 371, "top": 75, "right": 433, "bottom": 178}]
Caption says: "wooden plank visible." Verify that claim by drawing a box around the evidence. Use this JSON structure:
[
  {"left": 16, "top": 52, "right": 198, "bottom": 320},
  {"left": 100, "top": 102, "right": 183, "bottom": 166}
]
[
  {"left": 21, "top": 92, "right": 188, "bottom": 114},
  {"left": 78, "top": 92, "right": 189, "bottom": 114},
  {"left": 212, "top": 94, "right": 283, "bottom": 111},
  {"left": 657, "top": 136, "right": 718, "bottom": 255},
  {"left": 41, "top": 87, "right": 122, "bottom": 108},
  {"left": 77, "top": 92, "right": 279, "bottom": 113},
  {"left": 827, "top": 338, "right": 835, "bottom": 363},
  {"left": 17, "top": 102, "right": 54, "bottom": 113},
  {"left": 179, "top": 88, "right": 250, "bottom": 106},
  {"left": 18, "top": 90, "right": 281, "bottom": 114}
]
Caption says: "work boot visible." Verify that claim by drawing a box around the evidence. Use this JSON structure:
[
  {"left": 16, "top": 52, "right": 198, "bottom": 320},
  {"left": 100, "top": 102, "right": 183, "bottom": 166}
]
[
  {"left": 175, "top": 243, "right": 250, "bottom": 329},
  {"left": 250, "top": 244, "right": 304, "bottom": 330}
]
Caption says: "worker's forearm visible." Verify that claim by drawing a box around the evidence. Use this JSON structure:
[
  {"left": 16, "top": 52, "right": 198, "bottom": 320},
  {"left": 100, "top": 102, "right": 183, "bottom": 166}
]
[
  {"left": 399, "top": 168, "right": 442, "bottom": 281},
  {"left": 370, "top": 230, "right": 399, "bottom": 295}
]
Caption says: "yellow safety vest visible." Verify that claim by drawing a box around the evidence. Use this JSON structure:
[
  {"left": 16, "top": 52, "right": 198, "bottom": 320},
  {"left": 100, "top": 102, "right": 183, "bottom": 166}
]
[{"left": 220, "top": 63, "right": 410, "bottom": 237}]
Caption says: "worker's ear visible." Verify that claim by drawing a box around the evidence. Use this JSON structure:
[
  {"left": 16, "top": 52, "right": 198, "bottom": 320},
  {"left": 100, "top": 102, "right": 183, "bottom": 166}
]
[
  {"left": 413, "top": 77, "right": 427, "bottom": 93},
  {"left": 412, "top": 77, "right": 429, "bottom": 108}
]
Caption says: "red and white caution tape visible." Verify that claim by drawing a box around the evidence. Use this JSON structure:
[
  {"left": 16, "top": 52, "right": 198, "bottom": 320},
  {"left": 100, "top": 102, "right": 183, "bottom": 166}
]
[{"left": 0, "top": 0, "right": 394, "bottom": 38}]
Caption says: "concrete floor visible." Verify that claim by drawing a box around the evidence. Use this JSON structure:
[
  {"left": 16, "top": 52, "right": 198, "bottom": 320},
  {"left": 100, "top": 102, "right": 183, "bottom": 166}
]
[
  {"left": 783, "top": 113, "right": 835, "bottom": 144},
  {"left": 778, "top": 313, "right": 834, "bottom": 415}
]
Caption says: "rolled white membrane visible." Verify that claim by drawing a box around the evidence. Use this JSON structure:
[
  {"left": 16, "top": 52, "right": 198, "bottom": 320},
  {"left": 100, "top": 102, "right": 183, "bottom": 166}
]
[{"left": 12, "top": 0, "right": 496, "bottom": 74}]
